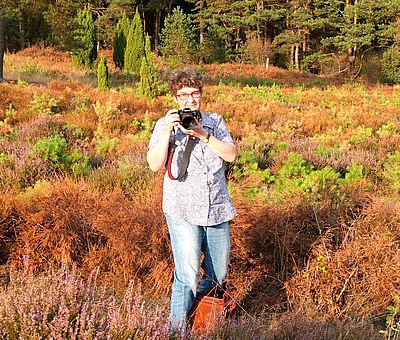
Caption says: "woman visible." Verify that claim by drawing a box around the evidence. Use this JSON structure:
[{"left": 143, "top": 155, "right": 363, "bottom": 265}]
[{"left": 147, "top": 67, "right": 237, "bottom": 330}]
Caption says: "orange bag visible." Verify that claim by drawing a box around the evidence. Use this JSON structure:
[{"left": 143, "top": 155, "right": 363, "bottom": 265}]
[{"left": 188, "top": 286, "right": 236, "bottom": 333}]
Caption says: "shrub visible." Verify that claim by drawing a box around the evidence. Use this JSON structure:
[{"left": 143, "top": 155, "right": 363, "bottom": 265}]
[
  {"left": 71, "top": 4, "right": 97, "bottom": 69},
  {"left": 382, "top": 151, "right": 400, "bottom": 191},
  {"left": 381, "top": 45, "right": 400, "bottom": 84},
  {"left": 31, "top": 135, "right": 91, "bottom": 176},
  {"left": 29, "top": 93, "right": 60, "bottom": 116},
  {"left": 0, "top": 268, "right": 170, "bottom": 339},
  {"left": 31, "top": 135, "right": 70, "bottom": 171},
  {"left": 96, "top": 136, "right": 119, "bottom": 156},
  {"left": 97, "top": 56, "right": 109, "bottom": 91}
]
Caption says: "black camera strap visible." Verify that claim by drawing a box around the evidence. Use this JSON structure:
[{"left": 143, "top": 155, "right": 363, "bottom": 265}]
[{"left": 167, "top": 136, "right": 196, "bottom": 181}]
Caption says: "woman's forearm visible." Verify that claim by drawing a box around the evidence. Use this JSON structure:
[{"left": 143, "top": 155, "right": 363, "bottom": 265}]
[
  {"left": 146, "top": 129, "right": 171, "bottom": 172},
  {"left": 204, "top": 136, "right": 237, "bottom": 163}
]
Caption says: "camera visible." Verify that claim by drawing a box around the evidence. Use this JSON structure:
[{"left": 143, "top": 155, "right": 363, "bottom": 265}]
[{"left": 177, "top": 108, "right": 201, "bottom": 130}]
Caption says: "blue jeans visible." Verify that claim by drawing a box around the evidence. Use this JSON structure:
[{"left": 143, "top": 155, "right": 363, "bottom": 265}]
[{"left": 165, "top": 214, "right": 231, "bottom": 330}]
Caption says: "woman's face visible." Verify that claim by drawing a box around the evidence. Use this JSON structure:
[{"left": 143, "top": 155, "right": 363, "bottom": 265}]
[{"left": 174, "top": 86, "right": 202, "bottom": 110}]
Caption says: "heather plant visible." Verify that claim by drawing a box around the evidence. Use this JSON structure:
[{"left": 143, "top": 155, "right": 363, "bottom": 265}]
[
  {"left": 29, "top": 93, "right": 60, "bottom": 116},
  {"left": 4, "top": 103, "right": 17, "bottom": 122},
  {"left": 0, "top": 268, "right": 170, "bottom": 339}
]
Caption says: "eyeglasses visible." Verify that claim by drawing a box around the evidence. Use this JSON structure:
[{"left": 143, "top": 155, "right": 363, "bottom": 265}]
[{"left": 176, "top": 91, "right": 202, "bottom": 100}]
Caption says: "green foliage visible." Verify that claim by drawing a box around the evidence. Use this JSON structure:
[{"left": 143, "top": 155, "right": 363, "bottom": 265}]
[
  {"left": 96, "top": 137, "right": 119, "bottom": 156},
  {"left": 349, "top": 125, "right": 373, "bottom": 145},
  {"left": 44, "top": 0, "right": 80, "bottom": 50},
  {"left": 381, "top": 45, "right": 400, "bottom": 84},
  {"left": 69, "top": 149, "right": 91, "bottom": 177},
  {"left": 138, "top": 35, "right": 157, "bottom": 98},
  {"left": 274, "top": 152, "right": 343, "bottom": 201},
  {"left": 31, "top": 135, "right": 70, "bottom": 170},
  {"left": 71, "top": 4, "right": 97, "bottom": 69},
  {"left": 376, "top": 122, "right": 399, "bottom": 138},
  {"left": 381, "top": 297, "right": 400, "bottom": 339},
  {"left": 124, "top": 8, "right": 144, "bottom": 75},
  {"left": 382, "top": 152, "right": 400, "bottom": 191},
  {"left": 343, "top": 164, "right": 365, "bottom": 185},
  {"left": 159, "top": 6, "right": 198, "bottom": 65},
  {"left": 21, "top": 62, "right": 41, "bottom": 76},
  {"left": 97, "top": 56, "right": 109, "bottom": 91},
  {"left": 29, "top": 93, "right": 60, "bottom": 116},
  {"left": 113, "top": 12, "right": 130, "bottom": 69},
  {"left": 202, "top": 25, "right": 228, "bottom": 63},
  {"left": 31, "top": 135, "right": 91, "bottom": 176},
  {"left": 93, "top": 101, "right": 120, "bottom": 138}
]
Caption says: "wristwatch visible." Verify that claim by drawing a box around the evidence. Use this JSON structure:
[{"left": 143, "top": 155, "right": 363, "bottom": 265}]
[{"left": 202, "top": 132, "right": 210, "bottom": 143}]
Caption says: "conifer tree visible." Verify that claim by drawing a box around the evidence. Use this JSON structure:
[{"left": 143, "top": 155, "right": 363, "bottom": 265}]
[
  {"left": 72, "top": 4, "right": 97, "bottom": 69},
  {"left": 159, "top": 6, "right": 198, "bottom": 64},
  {"left": 97, "top": 55, "right": 109, "bottom": 91},
  {"left": 113, "top": 12, "right": 130, "bottom": 69},
  {"left": 139, "top": 57, "right": 151, "bottom": 97},
  {"left": 124, "top": 8, "right": 144, "bottom": 75},
  {"left": 139, "top": 35, "right": 157, "bottom": 97}
]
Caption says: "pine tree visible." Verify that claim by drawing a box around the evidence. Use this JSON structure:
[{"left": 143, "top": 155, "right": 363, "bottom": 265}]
[
  {"left": 139, "top": 35, "right": 157, "bottom": 97},
  {"left": 97, "top": 55, "right": 109, "bottom": 91},
  {"left": 159, "top": 6, "right": 198, "bottom": 65},
  {"left": 113, "top": 12, "right": 130, "bottom": 69},
  {"left": 72, "top": 4, "right": 97, "bottom": 69},
  {"left": 124, "top": 8, "right": 144, "bottom": 75}
]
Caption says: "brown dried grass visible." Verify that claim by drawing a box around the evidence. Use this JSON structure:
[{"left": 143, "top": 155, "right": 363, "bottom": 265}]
[
  {"left": 286, "top": 197, "right": 400, "bottom": 318},
  {"left": 10, "top": 178, "right": 103, "bottom": 269},
  {"left": 0, "top": 191, "right": 18, "bottom": 264}
]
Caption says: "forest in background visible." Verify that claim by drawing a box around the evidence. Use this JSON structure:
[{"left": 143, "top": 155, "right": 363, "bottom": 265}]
[{"left": 1, "top": 0, "right": 400, "bottom": 83}]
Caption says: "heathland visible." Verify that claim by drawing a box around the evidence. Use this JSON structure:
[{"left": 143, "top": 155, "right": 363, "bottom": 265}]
[{"left": 0, "top": 46, "right": 399, "bottom": 339}]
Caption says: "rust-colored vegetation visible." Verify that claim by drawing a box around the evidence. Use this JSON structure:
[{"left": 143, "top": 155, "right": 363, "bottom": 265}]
[{"left": 1, "top": 47, "right": 400, "bottom": 337}]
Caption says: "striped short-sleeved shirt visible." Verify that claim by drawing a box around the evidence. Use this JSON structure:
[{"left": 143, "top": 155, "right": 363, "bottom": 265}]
[{"left": 148, "top": 112, "right": 237, "bottom": 226}]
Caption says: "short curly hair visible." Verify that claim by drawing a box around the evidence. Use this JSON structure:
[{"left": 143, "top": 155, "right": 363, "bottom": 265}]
[{"left": 168, "top": 67, "right": 203, "bottom": 96}]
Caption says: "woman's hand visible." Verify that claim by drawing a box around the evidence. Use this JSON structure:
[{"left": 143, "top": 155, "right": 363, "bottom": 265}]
[
  {"left": 164, "top": 109, "right": 181, "bottom": 133},
  {"left": 178, "top": 119, "right": 209, "bottom": 141}
]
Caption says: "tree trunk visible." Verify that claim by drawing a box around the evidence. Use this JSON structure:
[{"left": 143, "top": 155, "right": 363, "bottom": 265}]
[
  {"left": 199, "top": 23, "right": 204, "bottom": 65},
  {"left": 294, "top": 44, "right": 299, "bottom": 70},
  {"left": 154, "top": 9, "right": 160, "bottom": 56},
  {"left": 290, "top": 44, "right": 294, "bottom": 68},
  {"left": 0, "top": 20, "right": 6, "bottom": 82}
]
